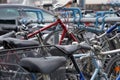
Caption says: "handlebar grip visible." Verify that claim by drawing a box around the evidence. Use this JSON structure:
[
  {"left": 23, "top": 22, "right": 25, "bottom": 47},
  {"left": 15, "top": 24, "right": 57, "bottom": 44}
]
[
  {"left": 106, "top": 24, "right": 118, "bottom": 34},
  {"left": 106, "top": 22, "right": 120, "bottom": 34}
]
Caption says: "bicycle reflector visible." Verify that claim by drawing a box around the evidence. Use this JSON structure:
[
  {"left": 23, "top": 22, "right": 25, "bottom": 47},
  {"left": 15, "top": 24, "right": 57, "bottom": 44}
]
[{"left": 114, "top": 66, "right": 120, "bottom": 73}]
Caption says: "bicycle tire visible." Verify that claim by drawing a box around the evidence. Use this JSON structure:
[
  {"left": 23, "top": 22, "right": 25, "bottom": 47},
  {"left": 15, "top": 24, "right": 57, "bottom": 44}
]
[
  {"left": 43, "top": 30, "right": 67, "bottom": 45},
  {"left": 105, "top": 54, "right": 120, "bottom": 80},
  {"left": 43, "top": 29, "right": 82, "bottom": 45}
]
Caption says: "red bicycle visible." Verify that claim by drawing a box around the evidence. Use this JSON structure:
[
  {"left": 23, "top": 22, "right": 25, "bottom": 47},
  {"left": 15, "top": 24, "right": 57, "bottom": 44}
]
[{"left": 25, "top": 16, "right": 78, "bottom": 45}]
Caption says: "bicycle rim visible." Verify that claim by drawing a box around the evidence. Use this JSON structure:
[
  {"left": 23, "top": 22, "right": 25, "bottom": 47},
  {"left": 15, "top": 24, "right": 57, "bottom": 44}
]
[{"left": 105, "top": 54, "right": 120, "bottom": 80}]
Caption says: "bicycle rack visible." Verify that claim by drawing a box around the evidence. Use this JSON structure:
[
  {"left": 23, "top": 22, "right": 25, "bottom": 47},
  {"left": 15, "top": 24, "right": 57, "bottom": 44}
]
[
  {"left": 96, "top": 11, "right": 116, "bottom": 17},
  {"left": 19, "top": 9, "right": 44, "bottom": 24}
]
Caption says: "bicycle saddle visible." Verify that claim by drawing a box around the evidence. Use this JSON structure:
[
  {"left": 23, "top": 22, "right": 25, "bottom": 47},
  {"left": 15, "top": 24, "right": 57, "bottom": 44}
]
[
  {"left": 0, "top": 31, "right": 16, "bottom": 45},
  {"left": 3, "top": 38, "right": 39, "bottom": 48},
  {"left": 50, "top": 43, "right": 91, "bottom": 56},
  {"left": 20, "top": 56, "right": 66, "bottom": 74}
]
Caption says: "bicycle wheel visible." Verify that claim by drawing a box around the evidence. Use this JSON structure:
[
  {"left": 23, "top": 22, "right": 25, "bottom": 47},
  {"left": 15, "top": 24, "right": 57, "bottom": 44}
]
[
  {"left": 43, "top": 30, "right": 66, "bottom": 45},
  {"left": 105, "top": 54, "right": 120, "bottom": 80},
  {"left": 43, "top": 29, "right": 81, "bottom": 45}
]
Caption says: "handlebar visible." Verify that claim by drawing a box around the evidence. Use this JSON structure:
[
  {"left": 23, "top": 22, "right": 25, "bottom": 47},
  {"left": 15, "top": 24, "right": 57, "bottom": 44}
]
[
  {"left": 106, "top": 22, "right": 120, "bottom": 34},
  {"left": 96, "top": 22, "right": 120, "bottom": 38},
  {"left": 101, "top": 48, "right": 120, "bottom": 55}
]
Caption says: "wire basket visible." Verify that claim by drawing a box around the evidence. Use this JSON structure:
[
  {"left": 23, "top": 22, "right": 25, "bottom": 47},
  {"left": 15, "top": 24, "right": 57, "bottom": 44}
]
[
  {"left": 0, "top": 62, "right": 34, "bottom": 80},
  {"left": 0, "top": 45, "right": 66, "bottom": 80}
]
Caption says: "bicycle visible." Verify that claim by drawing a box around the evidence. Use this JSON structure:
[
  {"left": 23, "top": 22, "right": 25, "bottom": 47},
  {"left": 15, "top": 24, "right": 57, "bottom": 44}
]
[
  {"left": 19, "top": 9, "right": 78, "bottom": 45},
  {"left": 105, "top": 54, "right": 120, "bottom": 80},
  {"left": 0, "top": 48, "right": 66, "bottom": 80},
  {"left": 51, "top": 22, "right": 120, "bottom": 80},
  {"left": 0, "top": 6, "right": 120, "bottom": 80},
  {"left": 0, "top": 22, "right": 119, "bottom": 80}
]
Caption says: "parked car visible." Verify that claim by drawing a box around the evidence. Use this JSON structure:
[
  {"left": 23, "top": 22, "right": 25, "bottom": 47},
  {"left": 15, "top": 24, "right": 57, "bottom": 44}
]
[{"left": 0, "top": 4, "right": 54, "bottom": 35}]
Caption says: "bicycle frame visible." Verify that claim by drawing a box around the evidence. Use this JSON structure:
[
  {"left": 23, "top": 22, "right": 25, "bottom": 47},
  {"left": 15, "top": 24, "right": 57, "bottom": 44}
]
[
  {"left": 27, "top": 18, "right": 78, "bottom": 44},
  {"left": 116, "top": 74, "right": 120, "bottom": 80},
  {"left": 73, "top": 52, "right": 108, "bottom": 80}
]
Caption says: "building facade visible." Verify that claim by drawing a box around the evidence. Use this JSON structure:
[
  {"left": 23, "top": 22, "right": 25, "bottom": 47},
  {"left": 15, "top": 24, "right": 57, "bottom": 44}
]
[{"left": 0, "top": 0, "right": 7, "bottom": 3}]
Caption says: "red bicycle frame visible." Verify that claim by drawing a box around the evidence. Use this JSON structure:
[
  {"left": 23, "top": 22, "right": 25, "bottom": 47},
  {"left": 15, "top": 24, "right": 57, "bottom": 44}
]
[{"left": 27, "top": 18, "right": 78, "bottom": 45}]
